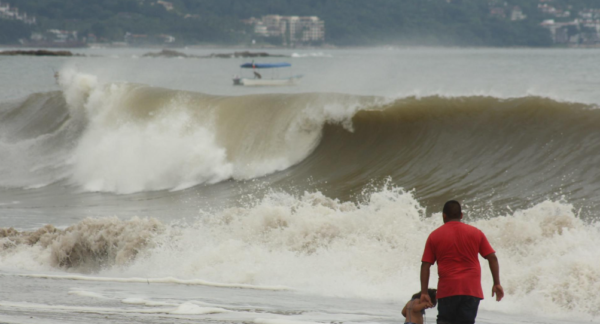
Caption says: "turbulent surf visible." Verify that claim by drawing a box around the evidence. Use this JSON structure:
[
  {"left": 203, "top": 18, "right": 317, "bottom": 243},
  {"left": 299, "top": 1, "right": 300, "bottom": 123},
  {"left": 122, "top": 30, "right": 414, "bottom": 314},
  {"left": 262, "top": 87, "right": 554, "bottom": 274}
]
[
  {"left": 1, "top": 69, "right": 600, "bottom": 320},
  {"left": 1, "top": 71, "right": 599, "bottom": 212}
]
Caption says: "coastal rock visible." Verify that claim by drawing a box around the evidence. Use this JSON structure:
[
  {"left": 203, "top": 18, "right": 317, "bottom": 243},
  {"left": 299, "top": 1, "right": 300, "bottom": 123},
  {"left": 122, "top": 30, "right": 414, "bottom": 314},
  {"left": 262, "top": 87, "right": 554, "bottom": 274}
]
[
  {"left": 208, "top": 51, "right": 287, "bottom": 58},
  {"left": 142, "top": 49, "right": 287, "bottom": 58},
  {"left": 142, "top": 49, "right": 188, "bottom": 58},
  {"left": 0, "top": 50, "right": 80, "bottom": 57}
]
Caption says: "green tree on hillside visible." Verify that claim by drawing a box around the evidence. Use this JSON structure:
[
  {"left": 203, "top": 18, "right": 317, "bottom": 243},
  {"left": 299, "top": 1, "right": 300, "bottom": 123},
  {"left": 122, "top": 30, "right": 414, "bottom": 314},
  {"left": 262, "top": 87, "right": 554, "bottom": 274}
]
[
  {"left": 3, "top": 0, "right": 595, "bottom": 46},
  {"left": 0, "top": 20, "right": 32, "bottom": 44}
]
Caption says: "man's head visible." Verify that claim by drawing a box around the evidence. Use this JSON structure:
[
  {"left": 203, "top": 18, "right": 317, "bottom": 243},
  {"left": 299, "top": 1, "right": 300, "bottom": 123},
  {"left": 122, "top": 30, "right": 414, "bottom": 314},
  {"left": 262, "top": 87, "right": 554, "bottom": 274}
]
[{"left": 442, "top": 200, "right": 463, "bottom": 223}]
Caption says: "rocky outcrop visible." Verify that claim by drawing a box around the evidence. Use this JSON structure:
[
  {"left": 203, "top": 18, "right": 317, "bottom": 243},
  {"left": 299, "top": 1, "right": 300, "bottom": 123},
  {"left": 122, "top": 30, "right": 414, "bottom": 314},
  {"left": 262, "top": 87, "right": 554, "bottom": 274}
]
[
  {"left": 142, "top": 49, "right": 189, "bottom": 58},
  {"left": 209, "top": 51, "right": 286, "bottom": 58},
  {"left": 142, "top": 49, "right": 288, "bottom": 58},
  {"left": 0, "top": 50, "right": 82, "bottom": 56}
]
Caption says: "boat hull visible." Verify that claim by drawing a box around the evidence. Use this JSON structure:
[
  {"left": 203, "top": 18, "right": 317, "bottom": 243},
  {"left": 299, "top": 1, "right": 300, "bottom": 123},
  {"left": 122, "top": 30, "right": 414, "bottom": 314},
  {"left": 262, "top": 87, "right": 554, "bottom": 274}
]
[{"left": 234, "top": 76, "right": 301, "bottom": 87}]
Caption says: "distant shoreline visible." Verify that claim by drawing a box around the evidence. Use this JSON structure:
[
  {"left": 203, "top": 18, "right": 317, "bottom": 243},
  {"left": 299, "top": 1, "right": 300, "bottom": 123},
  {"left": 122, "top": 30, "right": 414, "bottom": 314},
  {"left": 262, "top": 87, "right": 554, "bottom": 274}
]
[
  {"left": 2, "top": 43, "right": 600, "bottom": 51},
  {"left": 0, "top": 49, "right": 289, "bottom": 58}
]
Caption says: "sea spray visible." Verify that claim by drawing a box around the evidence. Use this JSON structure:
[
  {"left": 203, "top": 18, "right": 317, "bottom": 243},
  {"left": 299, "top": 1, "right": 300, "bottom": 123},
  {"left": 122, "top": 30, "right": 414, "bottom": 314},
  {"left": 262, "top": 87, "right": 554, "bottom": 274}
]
[
  {"left": 54, "top": 70, "right": 372, "bottom": 193},
  {"left": 473, "top": 201, "right": 600, "bottom": 316},
  {"left": 3, "top": 70, "right": 600, "bottom": 213},
  {"left": 1, "top": 188, "right": 598, "bottom": 318},
  {"left": 100, "top": 194, "right": 600, "bottom": 319},
  {"left": 0, "top": 217, "right": 163, "bottom": 272}
]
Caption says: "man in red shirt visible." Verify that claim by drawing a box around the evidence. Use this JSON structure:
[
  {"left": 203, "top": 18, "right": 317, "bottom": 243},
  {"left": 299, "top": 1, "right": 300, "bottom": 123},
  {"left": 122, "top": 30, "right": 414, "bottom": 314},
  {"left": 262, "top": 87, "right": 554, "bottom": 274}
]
[{"left": 419, "top": 200, "right": 503, "bottom": 324}]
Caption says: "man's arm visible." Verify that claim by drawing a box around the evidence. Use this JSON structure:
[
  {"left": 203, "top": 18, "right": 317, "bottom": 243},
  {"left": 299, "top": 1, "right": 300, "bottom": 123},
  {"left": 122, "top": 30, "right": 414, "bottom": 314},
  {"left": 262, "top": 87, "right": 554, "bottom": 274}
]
[
  {"left": 419, "top": 262, "right": 433, "bottom": 306},
  {"left": 485, "top": 253, "right": 504, "bottom": 301}
]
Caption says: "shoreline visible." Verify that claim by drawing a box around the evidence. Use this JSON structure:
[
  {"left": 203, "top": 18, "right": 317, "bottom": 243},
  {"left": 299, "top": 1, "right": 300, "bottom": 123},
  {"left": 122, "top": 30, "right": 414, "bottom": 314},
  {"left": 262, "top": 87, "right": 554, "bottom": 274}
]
[{"left": 4, "top": 42, "right": 600, "bottom": 51}]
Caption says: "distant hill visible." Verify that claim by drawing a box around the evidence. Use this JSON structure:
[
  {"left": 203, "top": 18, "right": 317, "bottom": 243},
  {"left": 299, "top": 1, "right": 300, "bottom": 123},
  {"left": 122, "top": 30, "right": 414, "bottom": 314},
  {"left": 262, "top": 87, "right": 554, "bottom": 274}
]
[
  {"left": 0, "top": 19, "right": 32, "bottom": 44},
  {"left": 2, "top": 0, "right": 600, "bottom": 46}
]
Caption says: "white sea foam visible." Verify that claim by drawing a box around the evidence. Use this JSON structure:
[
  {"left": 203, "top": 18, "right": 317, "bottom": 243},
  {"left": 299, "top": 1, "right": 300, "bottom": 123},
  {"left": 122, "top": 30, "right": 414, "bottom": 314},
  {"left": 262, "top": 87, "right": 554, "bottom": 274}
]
[
  {"left": 55, "top": 70, "right": 368, "bottom": 193},
  {"left": 70, "top": 103, "right": 233, "bottom": 193},
  {"left": 473, "top": 201, "right": 600, "bottom": 317},
  {"left": 121, "top": 298, "right": 177, "bottom": 307},
  {"left": 170, "top": 302, "right": 228, "bottom": 315},
  {"left": 5, "top": 69, "right": 597, "bottom": 194},
  {"left": 255, "top": 318, "right": 321, "bottom": 324},
  {"left": 16, "top": 273, "right": 289, "bottom": 290},
  {"left": 2, "top": 186, "right": 599, "bottom": 319},
  {"left": 59, "top": 71, "right": 233, "bottom": 193},
  {"left": 0, "top": 217, "right": 163, "bottom": 272},
  {"left": 0, "top": 301, "right": 227, "bottom": 316},
  {"left": 68, "top": 290, "right": 111, "bottom": 299},
  {"left": 95, "top": 189, "right": 597, "bottom": 320}
]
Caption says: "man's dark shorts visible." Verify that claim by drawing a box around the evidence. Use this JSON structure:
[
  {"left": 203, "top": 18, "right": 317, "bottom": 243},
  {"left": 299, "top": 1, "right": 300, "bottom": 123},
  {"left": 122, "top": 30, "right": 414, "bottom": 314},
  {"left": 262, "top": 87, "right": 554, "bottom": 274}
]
[{"left": 437, "top": 295, "right": 481, "bottom": 324}]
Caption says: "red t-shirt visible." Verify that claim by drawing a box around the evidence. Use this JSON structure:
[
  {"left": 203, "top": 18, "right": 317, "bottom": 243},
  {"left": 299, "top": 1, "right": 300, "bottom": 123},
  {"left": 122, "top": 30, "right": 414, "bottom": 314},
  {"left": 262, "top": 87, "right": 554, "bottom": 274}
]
[{"left": 421, "top": 221, "right": 495, "bottom": 299}]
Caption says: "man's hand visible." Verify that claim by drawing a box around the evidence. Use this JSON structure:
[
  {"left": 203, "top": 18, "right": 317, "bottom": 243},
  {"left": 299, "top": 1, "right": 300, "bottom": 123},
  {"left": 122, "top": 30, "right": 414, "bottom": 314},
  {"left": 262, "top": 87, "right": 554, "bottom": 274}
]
[
  {"left": 492, "top": 284, "right": 504, "bottom": 301},
  {"left": 420, "top": 293, "right": 433, "bottom": 308}
]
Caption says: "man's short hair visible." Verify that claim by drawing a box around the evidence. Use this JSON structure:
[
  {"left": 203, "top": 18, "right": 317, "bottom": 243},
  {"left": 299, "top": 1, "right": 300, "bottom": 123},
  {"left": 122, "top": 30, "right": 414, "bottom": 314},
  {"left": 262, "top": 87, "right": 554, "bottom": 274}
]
[{"left": 443, "top": 200, "right": 462, "bottom": 219}]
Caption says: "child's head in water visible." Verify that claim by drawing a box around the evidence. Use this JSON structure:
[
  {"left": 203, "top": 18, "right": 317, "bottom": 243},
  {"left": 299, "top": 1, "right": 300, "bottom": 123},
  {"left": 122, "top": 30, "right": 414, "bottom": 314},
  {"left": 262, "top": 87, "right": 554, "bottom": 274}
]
[
  {"left": 402, "top": 288, "right": 437, "bottom": 324},
  {"left": 411, "top": 289, "right": 437, "bottom": 306}
]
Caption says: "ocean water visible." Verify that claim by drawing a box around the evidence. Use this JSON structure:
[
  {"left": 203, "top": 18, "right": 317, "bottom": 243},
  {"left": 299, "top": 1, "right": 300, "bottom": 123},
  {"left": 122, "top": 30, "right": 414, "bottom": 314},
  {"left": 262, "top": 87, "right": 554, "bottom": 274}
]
[{"left": 0, "top": 47, "right": 599, "bottom": 323}]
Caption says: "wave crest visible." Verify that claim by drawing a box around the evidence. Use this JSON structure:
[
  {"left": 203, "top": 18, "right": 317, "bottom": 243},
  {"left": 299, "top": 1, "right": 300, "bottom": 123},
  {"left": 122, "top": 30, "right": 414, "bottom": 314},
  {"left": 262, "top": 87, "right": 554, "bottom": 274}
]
[
  {"left": 2, "top": 71, "right": 600, "bottom": 213},
  {"left": 0, "top": 217, "right": 163, "bottom": 271},
  {"left": 1, "top": 189, "right": 599, "bottom": 318}
]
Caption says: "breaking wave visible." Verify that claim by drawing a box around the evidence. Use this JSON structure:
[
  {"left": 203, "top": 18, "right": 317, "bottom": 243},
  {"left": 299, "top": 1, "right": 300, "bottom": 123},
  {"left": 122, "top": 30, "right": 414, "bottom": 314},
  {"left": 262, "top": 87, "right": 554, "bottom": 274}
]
[
  {"left": 0, "top": 70, "right": 369, "bottom": 193},
  {"left": 0, "top": 217, "right": 163, "bottom": 272},
  {"left": 1, "top": 188, "right": 599, "bottom": 319},
  {"left": 2, "top": 70, "right": 600, "bottom": 213}
]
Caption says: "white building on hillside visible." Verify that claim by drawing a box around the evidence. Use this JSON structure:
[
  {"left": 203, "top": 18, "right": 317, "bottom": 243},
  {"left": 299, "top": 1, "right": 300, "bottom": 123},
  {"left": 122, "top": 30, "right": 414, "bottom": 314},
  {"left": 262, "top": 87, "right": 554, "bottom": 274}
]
[
  {"left": 0, "top": 1, "right": 36, "bottom": 24},
  {"left": 510, "top": 6, "right": 527, "bottom": 21},
  {"left": 245, "top": 15, "right": 325, "bottom": 45}
]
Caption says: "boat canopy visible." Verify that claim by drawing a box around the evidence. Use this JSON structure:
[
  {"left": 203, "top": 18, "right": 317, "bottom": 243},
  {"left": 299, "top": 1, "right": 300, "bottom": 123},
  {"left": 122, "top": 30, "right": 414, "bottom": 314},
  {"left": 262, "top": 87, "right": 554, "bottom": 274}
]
[{"left": 240, "top": 62, "right": 291, "bottom": 69}]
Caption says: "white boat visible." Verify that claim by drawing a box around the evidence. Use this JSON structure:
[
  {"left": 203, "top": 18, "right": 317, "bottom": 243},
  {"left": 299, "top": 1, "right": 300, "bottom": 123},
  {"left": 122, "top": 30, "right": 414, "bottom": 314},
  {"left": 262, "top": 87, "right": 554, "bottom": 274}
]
[
  {"left": 235, "top": 76, "right": 301, "bottom": 86},
  {"left": 233, "top": 62, "right": 302, "bottom": 86}
]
